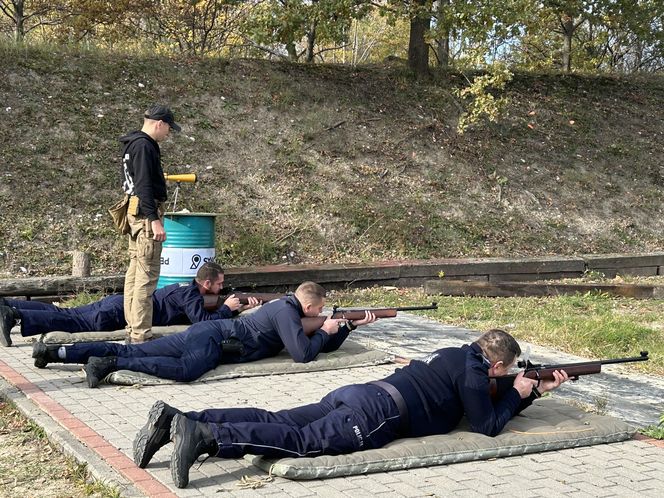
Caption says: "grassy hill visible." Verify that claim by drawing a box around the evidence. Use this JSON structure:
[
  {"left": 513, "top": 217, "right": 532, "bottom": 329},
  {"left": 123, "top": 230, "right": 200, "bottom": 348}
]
[{"left": 1, "top": 43, "right": 664, "bottom": 278}]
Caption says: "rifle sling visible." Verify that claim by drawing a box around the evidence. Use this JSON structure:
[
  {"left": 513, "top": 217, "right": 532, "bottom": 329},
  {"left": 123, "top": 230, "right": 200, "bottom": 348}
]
[{"left": 369, "top": 380, "right": 410, "bottom": 436}]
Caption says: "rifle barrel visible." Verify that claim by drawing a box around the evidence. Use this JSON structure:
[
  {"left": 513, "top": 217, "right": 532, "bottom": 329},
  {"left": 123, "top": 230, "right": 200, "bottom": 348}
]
[
  {"left": 394, "top": 302, "right": 438, "bottom": 311},
  {"left": 332, "top": 302, "right": 438, "bottom": 313},
  {"left": 597, "top": 351, "right": 649, "bottom": 365},
  {"left": 531, "top": 351, "right": 649, "bottom": 371}
]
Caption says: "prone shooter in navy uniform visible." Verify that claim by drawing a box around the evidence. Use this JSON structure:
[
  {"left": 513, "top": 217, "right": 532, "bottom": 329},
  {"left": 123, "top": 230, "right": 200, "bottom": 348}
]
[
  {"left": 129, "top": 328, "right": 570, "bottom": 488},
  {"left": 31, "top": 281, "right": 377, "bottom": 388},
  {"left": 0, "top": 262, "right": 258, "bottom": 347}
]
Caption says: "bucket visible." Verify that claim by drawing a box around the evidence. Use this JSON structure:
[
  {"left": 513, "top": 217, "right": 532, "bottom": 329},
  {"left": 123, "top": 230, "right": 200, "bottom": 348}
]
[{"left": 157, "top": 212, "right": 217, "bottom": 288}]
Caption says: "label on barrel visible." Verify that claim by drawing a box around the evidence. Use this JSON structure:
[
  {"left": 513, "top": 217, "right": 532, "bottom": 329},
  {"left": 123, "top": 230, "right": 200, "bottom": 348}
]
[{"left": 160, "top": 247, "right": 216, "bottom": 276}]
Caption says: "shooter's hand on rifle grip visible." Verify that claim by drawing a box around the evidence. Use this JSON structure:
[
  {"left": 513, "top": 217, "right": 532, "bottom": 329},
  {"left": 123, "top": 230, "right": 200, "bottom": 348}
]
[
  {"left": 223, "top": 294, "right": 242, "bottom": 311},
  {"left": 538, "top": 369, "right": 570, "bottom": 394},
  {"left": 321, "top": 318, "right": 345, "bottom": 335},
  {"left": 513, "top": 371, "right": 538, "bottom": 399}
]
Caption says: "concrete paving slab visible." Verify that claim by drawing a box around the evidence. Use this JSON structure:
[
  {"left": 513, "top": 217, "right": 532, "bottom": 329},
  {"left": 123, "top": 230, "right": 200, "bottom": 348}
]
[{"left": 0, "top": 314, "right": 662, "bottom": 497}]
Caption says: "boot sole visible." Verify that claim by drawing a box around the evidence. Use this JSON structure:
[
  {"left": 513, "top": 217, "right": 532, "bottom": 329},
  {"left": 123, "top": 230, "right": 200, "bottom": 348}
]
[
  {"left": 133, "top": 400, "right": 169, "bottom": 468},
  {"left": 0, "top": 332, "right": 11, "bottom": 347},
  {"left": 32, "top": 343, "right": 48, "bottom": 368},
  {"left": 170, "top": 414, "right": 189, "bottom": 488},
  {"left": 84, "top": 362, "right": 100, "bottom": 388},
  {"left": 0, "top": 318, "right": 12, "bottom": 347},
  {"left": 33, "top": 358, "right": 48, "bottom": 369}
]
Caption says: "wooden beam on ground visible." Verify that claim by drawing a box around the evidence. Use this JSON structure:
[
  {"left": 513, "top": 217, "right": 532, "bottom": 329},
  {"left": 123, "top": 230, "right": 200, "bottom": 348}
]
[
  {"left": 424, "top": 279, "right": 664, "bottom": 299},
  {"left": 0, "top": 276, "right": 124, "bottom": 297}
]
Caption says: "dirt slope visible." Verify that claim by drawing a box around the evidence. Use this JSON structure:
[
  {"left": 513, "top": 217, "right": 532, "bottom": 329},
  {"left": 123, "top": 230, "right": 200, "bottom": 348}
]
[{"left": 1, "top": 44, "right": 663, "bottom": 277}]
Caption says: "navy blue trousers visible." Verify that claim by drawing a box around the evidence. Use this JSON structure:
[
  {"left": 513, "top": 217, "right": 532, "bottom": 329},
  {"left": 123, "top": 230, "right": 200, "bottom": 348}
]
[
  {"left": 8, "top": 296, "right": 125, "bottom": 336},
  {"left": 186, "top": 384, "right": 402, "bottom": 458},
  {"left": 63, "top": 320, "right": 248, "bottom": 381}
]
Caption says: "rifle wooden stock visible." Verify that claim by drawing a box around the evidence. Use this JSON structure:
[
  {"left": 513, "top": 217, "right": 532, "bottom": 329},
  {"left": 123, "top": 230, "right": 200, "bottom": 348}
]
[
  {"left": 301, "top": 310, "right": 397, "bottom": 336},
  {"left": 203, "top": 292, "right": 285, "bottom": 311},
  {"left": 300, "top": 303, "right": 438, "bottom": 336},
  {"left": 489, "top": 351, "right": 649, "bottom": 400}
]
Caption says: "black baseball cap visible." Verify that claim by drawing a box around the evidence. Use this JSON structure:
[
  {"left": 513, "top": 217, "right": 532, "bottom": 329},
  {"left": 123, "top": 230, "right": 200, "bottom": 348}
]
[{"left": 144, "top": 104, "right": 181, "bottom": 132}]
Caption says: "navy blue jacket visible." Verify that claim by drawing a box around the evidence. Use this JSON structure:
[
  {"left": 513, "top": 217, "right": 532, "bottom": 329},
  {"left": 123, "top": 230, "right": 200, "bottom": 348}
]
[
  {"left": 228, "top": 295, "right": 346, "bottom": 363},
  {"left": 382, "top": 343, "right": 535, "bottom": 438},
  {"left": 151, "top": 280, "right": 234, "bottom": 326}
]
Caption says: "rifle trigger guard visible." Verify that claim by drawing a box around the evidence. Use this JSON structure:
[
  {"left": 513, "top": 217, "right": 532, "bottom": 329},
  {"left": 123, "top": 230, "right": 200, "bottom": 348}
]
[{"left": 532, "top": 369, "right": 541, "bottom": 387}]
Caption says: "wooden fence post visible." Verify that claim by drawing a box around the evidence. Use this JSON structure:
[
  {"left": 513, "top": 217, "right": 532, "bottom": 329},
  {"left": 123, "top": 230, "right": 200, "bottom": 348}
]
[{"left": 71, "top": 251, "right": 91, "bottom": 277}]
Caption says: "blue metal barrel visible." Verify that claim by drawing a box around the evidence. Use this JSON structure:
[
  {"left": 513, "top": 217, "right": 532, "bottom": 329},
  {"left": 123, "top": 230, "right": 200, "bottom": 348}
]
[{"left": 157, "top": 213, "right": 217, "bottom": 288}]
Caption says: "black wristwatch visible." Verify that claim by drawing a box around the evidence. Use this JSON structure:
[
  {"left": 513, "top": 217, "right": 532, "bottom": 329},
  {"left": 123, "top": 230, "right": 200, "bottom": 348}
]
[{"left": 347, "top": 320, "right": 357, "bottom": 331}]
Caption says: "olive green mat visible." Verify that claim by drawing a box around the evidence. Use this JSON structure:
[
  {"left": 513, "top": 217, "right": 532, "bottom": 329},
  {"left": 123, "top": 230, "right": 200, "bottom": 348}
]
[
  {"left": 104, "top": 339, "right": 393, "bottom": 385},
  {"left": 247, "top": 398, "right": 636, "bottom": 479}
]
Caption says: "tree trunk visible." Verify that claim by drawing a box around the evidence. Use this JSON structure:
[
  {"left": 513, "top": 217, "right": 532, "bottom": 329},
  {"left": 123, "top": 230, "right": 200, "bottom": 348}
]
[
  {"left": 305, "top": 20, "right": 317, "bottom": 63},
  {"left": 435, "top": 0, "right": 450, "bottom": 68},
  {"left": 436, "top": 31, "right": 450, "bottom": 68},
  {"left": 408, "top": 0, "right": 431, "bottom": 77},
  {"left": 14, "top": 0, "right": 25, "bottom": 42},
  {"left": 286, "top": 40, "right": 298, "bottom": 61},
  {"left": 561, "top": 14, "right": 574, "bottom": 72}
]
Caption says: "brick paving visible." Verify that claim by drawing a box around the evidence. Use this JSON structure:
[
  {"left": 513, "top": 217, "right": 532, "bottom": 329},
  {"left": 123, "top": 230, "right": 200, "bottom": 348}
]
[{"left": 0, "top": 313, "right": 662, "bottom": 497}]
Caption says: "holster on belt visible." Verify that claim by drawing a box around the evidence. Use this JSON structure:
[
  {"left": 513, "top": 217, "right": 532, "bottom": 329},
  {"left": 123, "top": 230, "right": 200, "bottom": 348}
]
[
  {"left": 128, "top": 195, "right": 140, "bottom": 216},
  {"left": 220, "top": 338, "right": 245, "bottom": 357}
]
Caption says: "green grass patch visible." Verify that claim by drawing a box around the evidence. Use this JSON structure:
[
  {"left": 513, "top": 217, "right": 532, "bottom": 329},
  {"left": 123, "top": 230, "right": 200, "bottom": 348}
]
[
  {"left": 60, "top": 292, "right": 108, "bottom": 307},
  {"left": 640, "top": 412, "right": 664, "bottom": 440},
  {"left": 329, "top": 287, "right": 664, "bottom": 375}
]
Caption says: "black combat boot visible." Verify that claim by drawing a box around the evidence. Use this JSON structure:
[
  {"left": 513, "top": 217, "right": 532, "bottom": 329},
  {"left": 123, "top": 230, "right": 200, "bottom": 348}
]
[
  {"left": 170, "top": 414, "right": 218, "bottom": 488},
  {"left": 0, "top": 305, "right": 20, "bottom": 347},
  {"left": 32, "top": 342, "right": 61, "bottom": 368},
  {"left": 133, "top": 400, "right": 183, "bottom": 468},
  {"left": 84, "top": 356, "right": 118, "bottom": 388}
]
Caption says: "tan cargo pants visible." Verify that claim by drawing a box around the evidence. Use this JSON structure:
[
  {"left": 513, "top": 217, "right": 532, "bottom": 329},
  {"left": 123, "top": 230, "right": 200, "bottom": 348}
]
[{"left": 124, "top": 212, "right": 163, "bottom": 342}]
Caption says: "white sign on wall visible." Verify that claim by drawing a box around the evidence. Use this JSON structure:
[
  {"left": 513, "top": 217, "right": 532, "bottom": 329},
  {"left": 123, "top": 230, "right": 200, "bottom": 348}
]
[{"left": 160, "top": 247, "right": 216, "bottom": 276}]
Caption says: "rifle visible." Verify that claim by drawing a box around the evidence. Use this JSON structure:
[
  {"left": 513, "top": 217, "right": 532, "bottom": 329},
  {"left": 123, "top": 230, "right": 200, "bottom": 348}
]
[
  {"left": 489, "top": 351, "right": 649, "bottom": 400},
  {"left": 301, "top": 302, "right": 438, "bottom": 336},
  {"left": 203, "top": 292, "right": 286, "bottom": 311}
]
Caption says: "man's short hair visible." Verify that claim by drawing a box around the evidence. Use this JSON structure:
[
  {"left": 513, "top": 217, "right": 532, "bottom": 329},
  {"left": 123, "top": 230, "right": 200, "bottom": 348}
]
[
  {"left": 475, "top": 328, "right": 521, "bottom": 366},
  {"left": 195, "top": 262, "right": 224, "bottom": 283},
  {"left": 295, "top": 281, "right": 326, "bottom": 304}
]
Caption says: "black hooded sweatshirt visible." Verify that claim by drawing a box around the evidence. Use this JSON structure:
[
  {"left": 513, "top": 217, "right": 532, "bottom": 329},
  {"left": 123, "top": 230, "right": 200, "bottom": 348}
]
[{"left": 119, "top": 130, "right": 167, "bottom": 222}]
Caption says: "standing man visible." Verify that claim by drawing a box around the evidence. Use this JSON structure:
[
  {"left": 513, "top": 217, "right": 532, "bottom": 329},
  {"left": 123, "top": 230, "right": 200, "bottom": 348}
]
[{"left": 121, "top": 104, "right": 181, "bottom": 344}]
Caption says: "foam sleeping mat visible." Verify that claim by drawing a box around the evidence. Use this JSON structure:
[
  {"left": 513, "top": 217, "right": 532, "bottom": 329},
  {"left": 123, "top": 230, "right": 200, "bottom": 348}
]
[
  {"left": 247, "top": 398, "right": 636, "bottom": 479},
  {"left": 104, "top": 339, "right": 394, "bottom": 385}
]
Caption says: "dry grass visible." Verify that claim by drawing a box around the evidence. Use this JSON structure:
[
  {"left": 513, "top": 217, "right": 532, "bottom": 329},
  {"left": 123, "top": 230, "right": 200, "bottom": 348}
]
[{"left": 0, "top": 399, "right": 119, "bottom": 497}]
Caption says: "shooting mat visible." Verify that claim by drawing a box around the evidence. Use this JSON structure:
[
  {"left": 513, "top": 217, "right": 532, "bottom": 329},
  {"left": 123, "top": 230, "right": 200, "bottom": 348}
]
[
  {"left": 247, "top": 398, "right": 636, "bottom": 479},
  {"left": 37, "top": 308, "right": 261, "bottom": 344},
  {"left": 39, "top": 325, "right": 190, "bottom": 344},
  {"left": 104, "top": 339, "right": 394, "bottom": 385}
]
